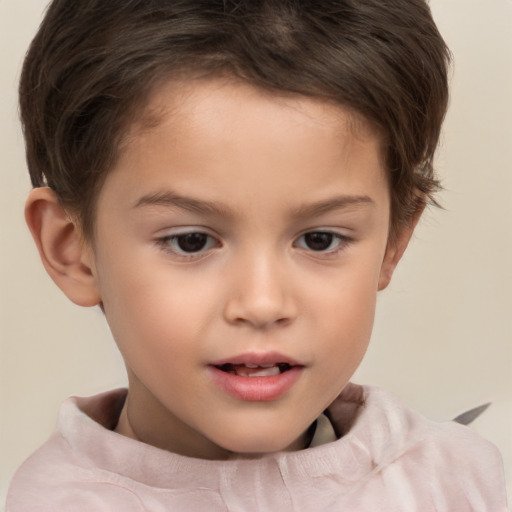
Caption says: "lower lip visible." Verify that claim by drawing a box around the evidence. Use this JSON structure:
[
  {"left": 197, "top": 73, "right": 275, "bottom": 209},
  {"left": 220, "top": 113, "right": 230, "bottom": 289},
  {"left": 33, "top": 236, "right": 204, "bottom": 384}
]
[{"left": 208, "top": 366, "right": 303, "bottom": 401}]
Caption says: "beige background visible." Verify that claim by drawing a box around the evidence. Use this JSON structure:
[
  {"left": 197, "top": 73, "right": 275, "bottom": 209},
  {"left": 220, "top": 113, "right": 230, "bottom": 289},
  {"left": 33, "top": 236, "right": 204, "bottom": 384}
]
[{"left": 1, "top": 0, "right": 511, "bottom": 507}]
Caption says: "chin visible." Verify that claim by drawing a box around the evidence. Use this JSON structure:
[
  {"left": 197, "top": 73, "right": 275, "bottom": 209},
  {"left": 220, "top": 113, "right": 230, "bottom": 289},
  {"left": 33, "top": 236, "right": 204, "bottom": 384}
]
[{"left": 218, "top": 432, "right": 302, "bottom": 457}]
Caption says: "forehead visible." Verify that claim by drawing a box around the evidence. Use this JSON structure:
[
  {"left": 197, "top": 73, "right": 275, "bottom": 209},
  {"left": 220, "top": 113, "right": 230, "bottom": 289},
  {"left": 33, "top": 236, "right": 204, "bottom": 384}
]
[
  {"left": 124, "top": 77, "right": 384, "bottom": 154},
  {"left": 104, "top": 77, "right": 389, "bottom": 220}
]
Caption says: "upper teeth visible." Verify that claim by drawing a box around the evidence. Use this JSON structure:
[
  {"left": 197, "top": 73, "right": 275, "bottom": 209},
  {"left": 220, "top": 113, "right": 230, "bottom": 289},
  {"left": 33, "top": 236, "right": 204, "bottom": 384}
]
[
  {"left": 235, "top": 365, "right": 280, "bottom": 377},
  {"left": 217, "top": 362, "right": 292, "bottom": 377}
]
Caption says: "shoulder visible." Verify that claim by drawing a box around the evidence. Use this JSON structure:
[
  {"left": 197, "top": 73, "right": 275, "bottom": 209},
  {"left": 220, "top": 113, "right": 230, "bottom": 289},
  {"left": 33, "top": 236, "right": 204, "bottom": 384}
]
[
  {"left": 6, "top": 389, "right": 143, "bottom": 512},
  {"left": 358, "top": 384, "right": 504, "bottom": 465},
  {"left": 328, "top": 384, "right": 508, "bottom": 510},
  {"left": 7, "top": 464, "right": 144, "bottom": 512}
]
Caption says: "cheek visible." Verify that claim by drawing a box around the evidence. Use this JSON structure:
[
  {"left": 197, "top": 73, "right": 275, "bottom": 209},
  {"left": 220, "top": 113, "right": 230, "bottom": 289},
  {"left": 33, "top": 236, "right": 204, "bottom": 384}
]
[
  {"left": 310, "top": 253, "right": 381, "bottom": 359},
  {"left": 319, "top": 287, "right": 376, "bottom": 355},
  {"left": 313, "top": 290, "right": 375, "bottom": 400},
  {"left": 97, "top": 255, "right": 215, "bottom": 361}
]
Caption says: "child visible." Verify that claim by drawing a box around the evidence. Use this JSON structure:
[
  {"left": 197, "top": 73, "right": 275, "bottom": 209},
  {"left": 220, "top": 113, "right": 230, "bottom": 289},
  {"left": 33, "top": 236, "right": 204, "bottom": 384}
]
[{"left": 6, "top": 0, "right": 508, "bottom": 510}]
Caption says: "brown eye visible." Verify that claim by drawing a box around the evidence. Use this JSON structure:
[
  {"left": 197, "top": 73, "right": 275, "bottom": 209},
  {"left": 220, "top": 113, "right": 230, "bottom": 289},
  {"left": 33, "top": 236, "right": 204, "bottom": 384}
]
[
  {"left": 175, "top": 233, "right": 209, "bottom": 253},
  {"left": 159, "top": 232, "right": 218, "bottom": 256},
  {"left": 294, "top": 231, "right": 350, "bottom": 254},
  {"left": 304, "top": 232, "right": 335, "bottom": 251}
]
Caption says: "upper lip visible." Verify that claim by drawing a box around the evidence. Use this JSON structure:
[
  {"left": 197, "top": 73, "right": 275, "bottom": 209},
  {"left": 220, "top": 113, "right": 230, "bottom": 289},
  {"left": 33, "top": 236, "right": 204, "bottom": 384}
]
[{"left": 209, "top": 351, "right": 303, "bottom": 368}]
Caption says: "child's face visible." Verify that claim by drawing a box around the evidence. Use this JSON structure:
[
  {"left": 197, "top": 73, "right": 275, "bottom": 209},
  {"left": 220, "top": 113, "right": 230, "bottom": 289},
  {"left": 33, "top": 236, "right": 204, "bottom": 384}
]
[{"left": 86, "top": 79, "right": 401, "bottom": 459}]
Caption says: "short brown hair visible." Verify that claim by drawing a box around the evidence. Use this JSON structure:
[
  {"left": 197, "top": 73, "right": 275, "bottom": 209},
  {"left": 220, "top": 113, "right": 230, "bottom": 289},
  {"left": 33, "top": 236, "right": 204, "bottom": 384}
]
[{"left": 20, "top": 0, "right": 450, "bottom": 239}]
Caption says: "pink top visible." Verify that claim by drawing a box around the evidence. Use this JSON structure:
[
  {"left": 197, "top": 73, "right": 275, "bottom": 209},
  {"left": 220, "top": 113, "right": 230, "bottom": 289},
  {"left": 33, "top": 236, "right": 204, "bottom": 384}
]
[{"left": 7, "top": 383, "right": 508, "bottom": 511}]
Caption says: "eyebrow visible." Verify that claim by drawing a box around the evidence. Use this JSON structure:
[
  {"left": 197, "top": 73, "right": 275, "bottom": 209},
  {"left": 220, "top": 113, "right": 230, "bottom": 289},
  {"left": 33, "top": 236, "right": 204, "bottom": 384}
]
[
  {"left": 290, "top": 195, "right": 374, "bottom": 219},
  {"left": 133, "top": 190, "right": 374, "bottom": 218},
  {"left": 134, "top": 191, "right": 234, "bottom": 217}
]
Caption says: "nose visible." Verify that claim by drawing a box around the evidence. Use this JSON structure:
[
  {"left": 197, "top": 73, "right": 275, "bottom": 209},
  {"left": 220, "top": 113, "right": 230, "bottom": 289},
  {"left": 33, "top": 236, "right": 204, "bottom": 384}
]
[{"left": 223, "top": 253, "right": 297, "bottom": 329}]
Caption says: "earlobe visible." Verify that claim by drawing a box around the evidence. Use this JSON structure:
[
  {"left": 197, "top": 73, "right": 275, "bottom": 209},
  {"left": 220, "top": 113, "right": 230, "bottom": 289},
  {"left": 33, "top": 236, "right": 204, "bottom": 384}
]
[
  {"left": 378, "top": 206, "right": 424, "bottom": 291},
  {"left": 25, "top": 187, "right": 101, "bottom": 307}
]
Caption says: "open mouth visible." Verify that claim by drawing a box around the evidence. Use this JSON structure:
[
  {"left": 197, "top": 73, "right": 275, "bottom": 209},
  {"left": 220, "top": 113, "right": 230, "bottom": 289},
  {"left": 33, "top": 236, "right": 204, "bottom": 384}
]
[
  {"left": 215, "top": 363, "right": 293, "bottom": 377},
  {"left": 209, "top": 356, "right": 303, "bottom": 400}
]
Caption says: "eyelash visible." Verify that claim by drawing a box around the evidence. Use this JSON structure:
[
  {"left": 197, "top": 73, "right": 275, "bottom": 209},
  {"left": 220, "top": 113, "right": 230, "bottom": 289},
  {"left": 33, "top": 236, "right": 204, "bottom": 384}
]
[
  {"left": 155, "top": 230, "right": 352, "bottom": 260},
  {"left": 294, "top": 231, "right": 352, "bottom": 256},
  {"left": 156, "top": 232, "right": 219, "bottom": 259}
]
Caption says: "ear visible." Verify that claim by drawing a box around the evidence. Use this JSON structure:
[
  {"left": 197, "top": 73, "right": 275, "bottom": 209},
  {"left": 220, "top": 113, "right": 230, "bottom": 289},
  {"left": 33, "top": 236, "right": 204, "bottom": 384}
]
[
  {"left": 25, "top": 187, "right": 101, "bottom": 307},
  {"left": 378, "top": 206, "right": 424, "bottom": 291}
]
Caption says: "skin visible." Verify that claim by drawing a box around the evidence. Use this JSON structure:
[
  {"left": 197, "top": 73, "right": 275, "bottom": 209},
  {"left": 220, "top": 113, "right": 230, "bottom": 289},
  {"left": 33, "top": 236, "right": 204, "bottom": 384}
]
[{"left": 26, "top": 79, "right": 418, "bottom": 461}]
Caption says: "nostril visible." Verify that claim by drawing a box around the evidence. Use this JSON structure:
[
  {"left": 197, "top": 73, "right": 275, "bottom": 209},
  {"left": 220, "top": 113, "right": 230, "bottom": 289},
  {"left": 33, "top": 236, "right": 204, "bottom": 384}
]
[
  {"left": 223, "top": 277, "right": 297, "bottom": 328},
  {"left": 224, "top": 303, "right": 294, "bottom": 328}
]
